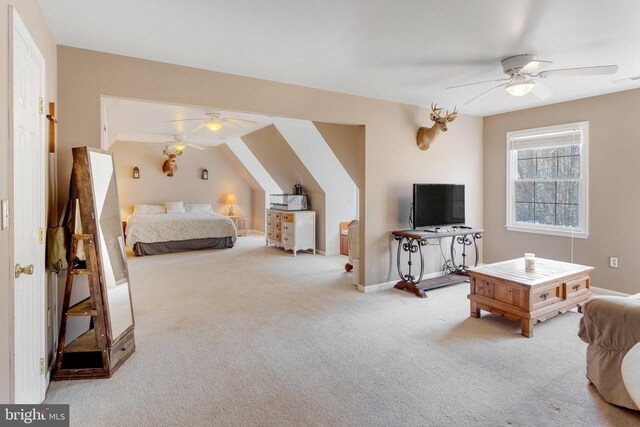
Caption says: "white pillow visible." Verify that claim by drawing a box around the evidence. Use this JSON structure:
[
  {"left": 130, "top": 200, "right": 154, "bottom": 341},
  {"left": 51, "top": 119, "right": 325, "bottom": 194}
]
[
  {"left": 132, "top": 204, "right": 146, "bottom": 215},
  {"left": 185, "top": 203, "right": 213, "bottom": 214},
  {"left": 133, "top": 204, "right": 166, "bottom": 215},
  {"left": 165, "top": 201, "right": 185, "bottom": 214},
  {"left": 146, "top": 205, "right": 167, "bottom": 215}
]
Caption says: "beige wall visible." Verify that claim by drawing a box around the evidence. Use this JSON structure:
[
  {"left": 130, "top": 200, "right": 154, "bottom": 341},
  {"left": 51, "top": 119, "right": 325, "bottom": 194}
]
[
  {"left": 313, "top": 122, "right": 364, "bottom": 190},
  {"left": 56, "top": 46, "right": 484, "bottom": 288},
  {"left": 483, "top": 89, "right": 640, "bottom": 294},
  {"left": 0, "top": 0, "right": 57, "bottom": 404},
  {"left": 111, "top": 141, "right": 254, "bottom": 226},
  {"left": 252, "top": 191, "right": 266, "bottom": 233},
  {"left": 241, "top": 125, "right": 327, "bottom": 251},
  {"left": 382, "top": 114, "right": 484, "bottom": 277}
]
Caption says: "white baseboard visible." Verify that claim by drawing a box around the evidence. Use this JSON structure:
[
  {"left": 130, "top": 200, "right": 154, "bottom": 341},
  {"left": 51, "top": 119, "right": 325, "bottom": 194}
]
[
  {"left": 590, "top": 286, "right": 629, "bottom": 297},
  {"left": 357, "top": 271, "right": 447, "bottom": 294},
  {"left": 357, "top": 280, "right": 395, "bottom": 293}
]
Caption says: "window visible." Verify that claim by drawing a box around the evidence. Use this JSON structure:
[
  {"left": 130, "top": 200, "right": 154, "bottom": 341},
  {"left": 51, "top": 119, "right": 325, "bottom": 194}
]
[{"left": 506, "top": 122, "right": 588, "bottom": 238}]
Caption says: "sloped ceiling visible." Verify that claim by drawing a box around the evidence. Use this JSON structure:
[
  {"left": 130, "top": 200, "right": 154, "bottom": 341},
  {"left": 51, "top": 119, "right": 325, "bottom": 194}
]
[{"left": 241, "top": 125, "right": 322, "bottom": 196}]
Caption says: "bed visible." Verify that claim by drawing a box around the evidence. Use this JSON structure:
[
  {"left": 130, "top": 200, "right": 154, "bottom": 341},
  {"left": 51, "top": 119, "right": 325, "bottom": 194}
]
[{"left": 125, "top": 203, "right": 237, "bottom": 256}]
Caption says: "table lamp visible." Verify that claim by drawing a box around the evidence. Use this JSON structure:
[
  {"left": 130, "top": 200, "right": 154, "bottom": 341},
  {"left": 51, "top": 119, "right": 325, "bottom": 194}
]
[{"left": 225, "top": 193, "right": 237, "bottom": 216}]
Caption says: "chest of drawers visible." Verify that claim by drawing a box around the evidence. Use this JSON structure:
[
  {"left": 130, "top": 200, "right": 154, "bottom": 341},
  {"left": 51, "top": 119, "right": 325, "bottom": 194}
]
[{"left": 266, "top": 209, "right": 315, "bottom": 256}]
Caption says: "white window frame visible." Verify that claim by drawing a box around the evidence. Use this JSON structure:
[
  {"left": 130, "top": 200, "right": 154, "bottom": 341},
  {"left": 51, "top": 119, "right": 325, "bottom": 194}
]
[{"left": 505, "top": 121, "right": 589, "bottom": 239}]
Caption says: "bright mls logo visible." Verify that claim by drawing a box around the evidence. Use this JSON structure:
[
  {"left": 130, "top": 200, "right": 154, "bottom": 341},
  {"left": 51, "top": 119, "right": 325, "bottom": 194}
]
[{"left": 0, "top": 405, "right": 68, "bottom": 426}]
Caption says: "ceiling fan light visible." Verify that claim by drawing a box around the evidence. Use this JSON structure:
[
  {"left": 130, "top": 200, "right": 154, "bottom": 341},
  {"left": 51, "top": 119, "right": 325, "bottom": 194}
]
[
  {"left": 206, "top": 122, "right": 223, "bottom": 132},
  {"left": 506, "top": 77, "right": 535, "bottom": 96},
  {"left": 174, "top": 144, "right": 186, "bottom": 152}
]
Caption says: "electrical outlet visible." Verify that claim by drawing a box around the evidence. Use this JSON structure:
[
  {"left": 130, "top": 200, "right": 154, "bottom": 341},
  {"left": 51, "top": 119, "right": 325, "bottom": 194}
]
[{"left": 609, "top": 256, "right": 619, "bottom": 268}]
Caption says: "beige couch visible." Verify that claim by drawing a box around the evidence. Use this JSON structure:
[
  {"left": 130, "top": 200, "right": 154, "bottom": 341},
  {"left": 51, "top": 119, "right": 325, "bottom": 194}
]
[{"left": 578, "top": 293, "right": 640, "bottom": 410}]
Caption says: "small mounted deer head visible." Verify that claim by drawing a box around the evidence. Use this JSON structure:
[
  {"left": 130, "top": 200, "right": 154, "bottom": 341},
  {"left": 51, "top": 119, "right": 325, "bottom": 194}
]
[
  {"left": 416, "top": 103, "right": 458, "bottom": 151},
  {"left": 162, "top": 146, "right": 183, "bottom": 177}
]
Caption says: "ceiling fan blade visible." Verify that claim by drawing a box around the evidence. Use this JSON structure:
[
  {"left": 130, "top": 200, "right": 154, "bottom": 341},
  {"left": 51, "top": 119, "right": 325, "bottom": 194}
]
[
  {"left": 222, "top": 120, "right": 242, "bottom": 130},
  {"left": 532, "top": 80, "right": 553, "bottom": 100},
  {"left": 226, "top": 117, "right": 258, "bottom": 126},
  {"left": 164, "top": 118, "right": 205, "bottom": 123},
  {"left": 519, "top": 59, "right": 553, "bottom": 75},
  {"left": 464, "top": 82, "right": 509, "bottom": 105},
  {"left": 187, "top": 143, "right": 206, "bottom": 150},
  {"left": 613, "top": 76, "right": 640, "bottom": 84},
  {"left": 446, "top": 78, "right": 510, "bottom": 90},
  {"left": 191, "top": 122, "right": 206, "bottom": 133},
  {"left": 537, "top": 65, "right": 618, "bottom": 78}
]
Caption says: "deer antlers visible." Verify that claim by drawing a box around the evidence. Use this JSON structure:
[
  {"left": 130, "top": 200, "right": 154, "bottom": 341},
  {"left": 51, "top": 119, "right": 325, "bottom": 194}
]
[
  {"left": 430, "top": 103, "right": 458, "bottom": 123},
  {"left": 163, "top": 146, "right": 183, "bottom": 158}
]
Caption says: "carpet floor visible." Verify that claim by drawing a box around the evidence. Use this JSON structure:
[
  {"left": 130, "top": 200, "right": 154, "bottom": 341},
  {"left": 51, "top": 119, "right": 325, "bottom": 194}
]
[{"left": 45, "top": 234, "right": 640, "bottom": 426}]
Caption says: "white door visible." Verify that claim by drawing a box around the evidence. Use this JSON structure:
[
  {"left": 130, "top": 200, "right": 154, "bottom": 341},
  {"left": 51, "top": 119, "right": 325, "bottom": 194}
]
[{"left": 11, "top": 8, "right": 47, "bottom": 404}]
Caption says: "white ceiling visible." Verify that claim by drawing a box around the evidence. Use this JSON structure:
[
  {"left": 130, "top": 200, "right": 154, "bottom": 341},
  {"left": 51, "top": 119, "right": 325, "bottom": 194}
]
[
  {"left": 40, "top": 0, "right": 640, "bottom": 116},
  {"left": 104, "top": 97, "right": 274, "bottom": 148}
]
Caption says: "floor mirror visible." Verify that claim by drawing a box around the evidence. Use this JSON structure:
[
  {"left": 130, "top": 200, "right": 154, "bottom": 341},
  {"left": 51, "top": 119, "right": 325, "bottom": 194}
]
[{"left": 53, "top": 147, "right": 135, "bottom": 380}]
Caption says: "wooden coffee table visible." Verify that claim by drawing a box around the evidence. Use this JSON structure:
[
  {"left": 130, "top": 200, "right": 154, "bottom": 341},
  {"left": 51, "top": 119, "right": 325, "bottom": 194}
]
[{"left": 466, "top": 258, "right": 594, "bottom": 337}]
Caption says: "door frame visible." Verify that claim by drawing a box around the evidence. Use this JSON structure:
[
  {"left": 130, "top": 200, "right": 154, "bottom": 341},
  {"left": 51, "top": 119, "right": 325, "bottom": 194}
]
[{"left": 8, "top": 6, "right": 48, "bottom": 403}]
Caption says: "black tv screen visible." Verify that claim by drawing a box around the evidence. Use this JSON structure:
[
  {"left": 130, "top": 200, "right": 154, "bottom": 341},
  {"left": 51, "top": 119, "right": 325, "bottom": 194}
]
[{"left": 412, "top": 184, "right": 465, "bottom": 229}]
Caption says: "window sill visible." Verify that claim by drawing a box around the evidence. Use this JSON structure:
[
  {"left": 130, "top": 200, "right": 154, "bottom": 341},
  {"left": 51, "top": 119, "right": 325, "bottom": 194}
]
[{"left": 505, "top": 224, "right": 588, "bottom": 239}]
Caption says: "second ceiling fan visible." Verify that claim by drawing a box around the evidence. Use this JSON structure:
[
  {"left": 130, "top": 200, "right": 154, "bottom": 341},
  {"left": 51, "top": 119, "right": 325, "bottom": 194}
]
[
  {"left": 448, "top": 54, "right": 618, "bottom": 105},
  {"left": 161, "top": 135, "right": 205, "bottom": 152}
]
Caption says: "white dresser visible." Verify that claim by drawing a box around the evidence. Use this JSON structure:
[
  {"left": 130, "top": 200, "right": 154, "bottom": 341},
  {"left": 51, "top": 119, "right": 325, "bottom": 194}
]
[{"left": 266, "top": 209, "right": 316, "bottom": 256}]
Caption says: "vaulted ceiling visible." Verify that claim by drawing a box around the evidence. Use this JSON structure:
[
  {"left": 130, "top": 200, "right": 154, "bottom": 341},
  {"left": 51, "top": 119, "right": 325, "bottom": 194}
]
[{"left": 40, "top": 0, "right": 640, "bottom": 116}]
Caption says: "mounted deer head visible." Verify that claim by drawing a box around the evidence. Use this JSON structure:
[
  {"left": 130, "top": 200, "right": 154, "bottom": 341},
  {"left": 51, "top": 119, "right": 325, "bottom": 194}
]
[
  {"left": 416, "top": 103, "right": 458, "bottom": 151},
  {"left": 162, "top": 146, "right": 183, "bottom": 177}
]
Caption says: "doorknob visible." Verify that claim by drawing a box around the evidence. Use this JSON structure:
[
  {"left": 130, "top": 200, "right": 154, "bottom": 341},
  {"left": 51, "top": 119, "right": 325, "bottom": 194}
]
[{"left": 15, "top": 263, "right": 34, "bottom": 278}]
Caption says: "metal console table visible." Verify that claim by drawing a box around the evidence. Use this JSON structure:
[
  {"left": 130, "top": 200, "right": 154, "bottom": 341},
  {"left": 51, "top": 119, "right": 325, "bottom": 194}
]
[{"left": 392, "top": 228, "right": 484, "bottom": 298}]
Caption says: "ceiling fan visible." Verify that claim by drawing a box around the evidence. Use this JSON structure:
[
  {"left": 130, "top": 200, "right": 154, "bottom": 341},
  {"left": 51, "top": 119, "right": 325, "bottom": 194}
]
[
  {"left": 447, "top": 54, "right": 618, "bottom": 105},
  {"left": 165, "top": 111, "right": 257, "bottom": 132},
  {"left": 160, "top": 135, "right": 206, "bottom": 153}
]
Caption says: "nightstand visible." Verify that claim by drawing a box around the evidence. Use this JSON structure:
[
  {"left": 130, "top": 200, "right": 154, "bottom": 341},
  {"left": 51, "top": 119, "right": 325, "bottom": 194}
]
[{"left": 228, "top": 215, "right": 248, "bottom": 236}]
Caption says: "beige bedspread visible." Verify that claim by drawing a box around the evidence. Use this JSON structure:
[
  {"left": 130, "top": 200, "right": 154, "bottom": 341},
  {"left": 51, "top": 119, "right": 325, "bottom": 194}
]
[{"left": 125, "top": 213, "right": 237, "bottom": 246}]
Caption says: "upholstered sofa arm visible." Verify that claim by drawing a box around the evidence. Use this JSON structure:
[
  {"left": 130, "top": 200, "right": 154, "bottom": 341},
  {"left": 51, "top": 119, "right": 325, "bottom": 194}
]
[
  {"left": 579, "top": 296, "right": 640, "bottom": 349},
  {"left": 578, "top": 295, "right": 640, "bottom": 410}
]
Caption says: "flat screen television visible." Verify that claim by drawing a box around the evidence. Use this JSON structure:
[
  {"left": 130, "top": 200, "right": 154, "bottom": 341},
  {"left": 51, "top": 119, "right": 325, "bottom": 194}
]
[{"left": 412, "top": 184, "right": 465, "bottom": 229}]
